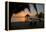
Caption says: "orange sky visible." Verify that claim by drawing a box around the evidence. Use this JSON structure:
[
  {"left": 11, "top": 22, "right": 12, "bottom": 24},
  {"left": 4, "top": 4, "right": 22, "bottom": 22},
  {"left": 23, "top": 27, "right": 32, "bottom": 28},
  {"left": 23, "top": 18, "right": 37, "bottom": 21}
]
[{"left": 11, "top": 8, "right": 36, "bottom": 22}]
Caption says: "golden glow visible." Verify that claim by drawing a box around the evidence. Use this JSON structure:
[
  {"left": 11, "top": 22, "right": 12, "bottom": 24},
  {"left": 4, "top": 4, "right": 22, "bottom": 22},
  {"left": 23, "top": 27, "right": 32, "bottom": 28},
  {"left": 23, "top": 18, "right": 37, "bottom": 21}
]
[{"left": 11, "top": 8, "right": 36, "bottom": 22}]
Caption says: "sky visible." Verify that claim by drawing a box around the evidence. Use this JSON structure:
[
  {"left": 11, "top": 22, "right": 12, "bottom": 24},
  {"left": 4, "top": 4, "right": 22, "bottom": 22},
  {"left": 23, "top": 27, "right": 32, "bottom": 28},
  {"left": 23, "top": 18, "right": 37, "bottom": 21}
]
[
  {"left": 9, "top": 3, "right": 44, "bottom": 16},
  {"left": 30, "top": 4, "right": 44, "bottom": 16},
  {"left": 11, "top": 3, "right": 44, "bottom": 22},
  {"left": 36, "top": 4, "right": 44, "bottom": 14}
]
